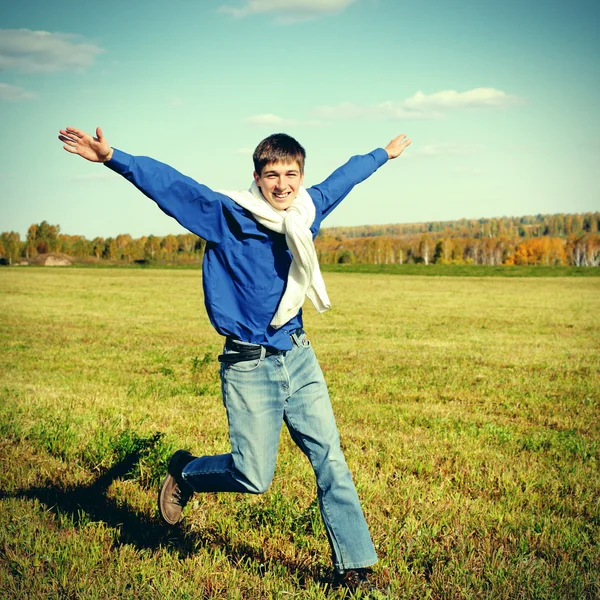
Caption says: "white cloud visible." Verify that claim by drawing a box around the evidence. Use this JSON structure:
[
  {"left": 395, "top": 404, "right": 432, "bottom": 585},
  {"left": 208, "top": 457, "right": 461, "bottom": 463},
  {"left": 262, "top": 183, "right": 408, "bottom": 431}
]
[
  {"left": 404, "top": 88, "right": 521, "bottom": 110},
  {"left": 243, "top": 113, "right": 322, "bottom": 127},
  {"left": 314, "top": 100, "right": 438, "bottom": 120},
  {"left": 314, "top": 88, "right": 522, "bottom": 121},
  {"left": 0, "top": 82, "right": 36, "bottom": 101},
  {"left": 220, "top": 0, "right": 357, "bottom": 22},
  {"left": 0, "top": 29, "right": 104, "bottom": 73}
]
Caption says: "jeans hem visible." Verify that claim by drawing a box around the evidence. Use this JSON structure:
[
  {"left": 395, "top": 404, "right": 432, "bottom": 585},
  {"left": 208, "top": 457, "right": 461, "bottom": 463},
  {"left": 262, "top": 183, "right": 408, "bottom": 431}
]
[{"left": 334, "top": 557, "right": 378, "bottom": 572}]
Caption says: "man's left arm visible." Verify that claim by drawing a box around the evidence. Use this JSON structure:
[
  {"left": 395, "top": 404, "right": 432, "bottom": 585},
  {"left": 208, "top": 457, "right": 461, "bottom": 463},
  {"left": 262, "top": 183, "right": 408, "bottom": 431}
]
[{"left": 308, "top": 134, "right": 411, "bottom": 222}]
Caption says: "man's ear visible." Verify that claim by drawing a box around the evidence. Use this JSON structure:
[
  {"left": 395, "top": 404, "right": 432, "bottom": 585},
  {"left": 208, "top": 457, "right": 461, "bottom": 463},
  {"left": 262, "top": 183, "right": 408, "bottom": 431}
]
[{"left": 253, "top": 171, "right": 260, "bottom": 186}]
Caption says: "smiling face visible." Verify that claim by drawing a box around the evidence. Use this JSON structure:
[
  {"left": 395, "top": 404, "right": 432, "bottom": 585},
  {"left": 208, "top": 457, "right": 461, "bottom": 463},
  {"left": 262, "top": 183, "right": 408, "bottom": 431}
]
[{"left": 254, "top": 160, "right": 304, "bottom": 211}]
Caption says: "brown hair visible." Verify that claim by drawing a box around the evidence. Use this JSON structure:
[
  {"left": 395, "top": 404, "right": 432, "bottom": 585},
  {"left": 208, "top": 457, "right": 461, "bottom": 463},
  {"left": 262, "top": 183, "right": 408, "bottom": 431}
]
[{"left": 253, "top": 133, "right": 306, "bottom": 175}]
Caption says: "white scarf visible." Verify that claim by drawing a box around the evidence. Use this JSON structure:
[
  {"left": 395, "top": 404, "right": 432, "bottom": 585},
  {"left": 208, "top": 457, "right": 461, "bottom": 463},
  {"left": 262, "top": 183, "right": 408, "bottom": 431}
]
[{"left": 219, "top": 181, "right": 330, "bottom": 329}]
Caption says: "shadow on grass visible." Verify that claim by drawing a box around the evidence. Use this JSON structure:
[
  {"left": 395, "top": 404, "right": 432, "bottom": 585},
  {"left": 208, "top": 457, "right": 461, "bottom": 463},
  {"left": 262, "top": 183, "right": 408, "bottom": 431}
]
[{"left": 0, "top": 440, "right": 325, "bottom": 588}]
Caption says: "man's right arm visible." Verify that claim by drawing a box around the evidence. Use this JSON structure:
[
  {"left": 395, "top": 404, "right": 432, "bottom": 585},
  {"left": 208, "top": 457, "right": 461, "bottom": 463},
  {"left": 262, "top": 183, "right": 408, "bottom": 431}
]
[
  {"left": 104, "top": 149, "right": 227, "bottom": 243},
  {"left": 58, "top": 126, "right": 227, "bottom": 243}
]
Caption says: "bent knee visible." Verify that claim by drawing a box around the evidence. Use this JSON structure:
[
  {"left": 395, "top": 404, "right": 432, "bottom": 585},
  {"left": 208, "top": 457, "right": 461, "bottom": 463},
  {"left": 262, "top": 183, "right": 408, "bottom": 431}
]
[
  {"left": 244, "top": 476, "right": 273, "bottom": 494},
  {"left": 237, "top": 466, "right": 275, "bottom": 494}
]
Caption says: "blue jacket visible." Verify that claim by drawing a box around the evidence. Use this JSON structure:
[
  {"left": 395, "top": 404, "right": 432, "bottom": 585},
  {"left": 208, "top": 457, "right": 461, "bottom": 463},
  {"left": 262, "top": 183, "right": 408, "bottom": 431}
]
[{"left": 105, "top": 147, "right": 388, "bottom": 350}]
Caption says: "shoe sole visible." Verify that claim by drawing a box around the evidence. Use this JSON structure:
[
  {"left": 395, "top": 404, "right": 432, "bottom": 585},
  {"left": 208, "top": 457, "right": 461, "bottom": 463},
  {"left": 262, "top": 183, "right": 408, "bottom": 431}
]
[{"left": 158, "top": 472, "right": 182, "bottom": 526}]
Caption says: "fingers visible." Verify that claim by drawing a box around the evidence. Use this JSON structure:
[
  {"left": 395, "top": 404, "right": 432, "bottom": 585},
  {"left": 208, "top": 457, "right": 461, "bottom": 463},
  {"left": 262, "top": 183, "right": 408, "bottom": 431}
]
[
  {"left": 58, "top": 134, "right": 78, "bottom": 147},
  {"left": 394, "top": 135, "right": 412, "bottom": 149},
  {"left": 392, "top": 134, "right": 409, "bottom": 145},
  {"left": 65, "top": 126, "right": 85, "bottom": 138},
  {"left": 59, "top": 128, "right": 85, "bottom": 145},
  {"left": 96, "top": 126, "right": 104, "bottom": 141},
  {"left": 62, "top": 144, "right": 78, "bottom": 153}
]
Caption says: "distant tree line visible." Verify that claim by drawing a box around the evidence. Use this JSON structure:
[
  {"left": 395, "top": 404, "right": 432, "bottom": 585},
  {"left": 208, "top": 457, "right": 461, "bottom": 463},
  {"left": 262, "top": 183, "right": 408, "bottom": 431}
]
[
  {"left": 0, "top": 221, "right": 206, "bottom": 265},
  {"left": 316, "top": 231, "right": 599, "bottom": 267},
  {"left": 316, "top": 212, "right": 600, "bottom": 267},
  {"left": 323, "top": 212, "right": 599, "bottom": 240},
  {"left": 1, "top": 212, "right": 598, "bottom": 267}
]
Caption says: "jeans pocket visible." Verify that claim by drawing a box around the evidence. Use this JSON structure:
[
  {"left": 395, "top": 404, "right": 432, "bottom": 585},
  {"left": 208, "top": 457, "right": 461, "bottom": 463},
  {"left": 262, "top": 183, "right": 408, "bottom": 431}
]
[
  {"left": 222, "top": 347, "right": 263, "bottom": 372},
  {"left": 228, "top": 357, "right": 262, "bottom": 372}
]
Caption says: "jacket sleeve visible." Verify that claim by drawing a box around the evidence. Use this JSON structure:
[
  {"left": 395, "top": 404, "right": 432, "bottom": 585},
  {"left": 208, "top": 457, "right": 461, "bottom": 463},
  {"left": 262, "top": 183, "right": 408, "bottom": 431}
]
[
  {"left": 308, "top": 148, "right": 389, "bottom": 222},
  {"left": 104, "top": 148, "right": 228, "bottom": 243}
]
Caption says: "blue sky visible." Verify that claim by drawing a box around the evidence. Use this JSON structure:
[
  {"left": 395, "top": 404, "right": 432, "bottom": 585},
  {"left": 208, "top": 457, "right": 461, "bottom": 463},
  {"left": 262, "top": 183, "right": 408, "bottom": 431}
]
[{"left": 1, "top": 0, "right": 598, "bottom": 239}]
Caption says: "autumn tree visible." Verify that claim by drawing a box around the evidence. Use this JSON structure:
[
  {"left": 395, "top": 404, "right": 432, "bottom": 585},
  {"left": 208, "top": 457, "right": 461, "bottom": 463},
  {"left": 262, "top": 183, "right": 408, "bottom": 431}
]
[
  {"left": 91, "top": 237, "right": 105, "bottom": 259},
  {"left": 0, "top": 232, "right": 22, "bottom": 264},
  {"left": 391, "top": 239, "right": 408, "bottom": 264},
  {"left": 161, "top": 234, "right": 179, "bottom": 260},
  {"left": 103, "top": 237, "right": 118, "bottom": 260},
  {"left": 414, "top": 234, "right": 429, "bottom": 265},
  {"left": 433, "top": 238, "right": 453, "bottom": 264},
  {"left": 567, "top": 234, "right": 600, "bottom": 266},
  {"left": 69, "top": 235, "right": 91, "bottom": 258},
  {"left": 177, "top": 233, "right": 196, "bottom": 255},
  {"left": 144, "top": 235, "right": 161, "bottom": 261},
  {"left": 26, "top": 221, "right": 60, "bottom": 255},
  {"left": 511, "top": 237, "right": 567, "bottom": 265},
  {"left": 583, "top": 213, "right": 599, "bottom": 234}
]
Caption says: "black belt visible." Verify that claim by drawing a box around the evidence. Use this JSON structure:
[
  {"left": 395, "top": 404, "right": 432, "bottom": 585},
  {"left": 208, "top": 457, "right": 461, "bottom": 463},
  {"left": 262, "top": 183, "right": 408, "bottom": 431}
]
[{"left": 218, "top": 329, "right": 303, "bottom": 365}]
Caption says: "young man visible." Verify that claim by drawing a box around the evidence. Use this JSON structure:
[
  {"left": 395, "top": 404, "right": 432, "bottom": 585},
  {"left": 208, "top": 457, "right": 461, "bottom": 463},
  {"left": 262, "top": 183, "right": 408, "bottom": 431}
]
[{"left": 58, "top": 126, "right": 411, "bottom": 589}]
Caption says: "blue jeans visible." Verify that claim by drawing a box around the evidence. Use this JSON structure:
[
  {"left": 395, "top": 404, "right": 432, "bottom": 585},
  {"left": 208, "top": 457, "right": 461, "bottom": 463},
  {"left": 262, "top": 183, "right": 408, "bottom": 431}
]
[{"left": 181, "top": 331, "right": 378, "bottom": 571}]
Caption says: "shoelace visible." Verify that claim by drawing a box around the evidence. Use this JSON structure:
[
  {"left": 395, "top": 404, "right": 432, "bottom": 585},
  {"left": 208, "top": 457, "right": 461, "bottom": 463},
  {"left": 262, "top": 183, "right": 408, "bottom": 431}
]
[{"left": 172, "top": 482, "right": 192, "bottom": 507}]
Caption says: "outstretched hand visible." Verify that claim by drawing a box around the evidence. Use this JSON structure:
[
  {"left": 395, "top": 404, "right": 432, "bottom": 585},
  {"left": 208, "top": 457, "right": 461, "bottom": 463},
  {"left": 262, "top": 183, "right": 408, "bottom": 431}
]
[
  {"left": 385, "top": 134, "right": 412, "bottom": 160},
  {"left": 58, "top": 126, "right": 113, "bottom": 162}
]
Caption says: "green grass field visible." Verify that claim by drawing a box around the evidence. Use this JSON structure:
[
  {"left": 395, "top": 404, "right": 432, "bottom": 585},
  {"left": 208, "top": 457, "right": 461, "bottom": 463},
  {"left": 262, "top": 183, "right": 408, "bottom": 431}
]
[
  {"left": 320, "top": 264, "right": 600, "bottom": 277},
  {"left": 1, "top": 268, "right": 599, "bottom": 599}
]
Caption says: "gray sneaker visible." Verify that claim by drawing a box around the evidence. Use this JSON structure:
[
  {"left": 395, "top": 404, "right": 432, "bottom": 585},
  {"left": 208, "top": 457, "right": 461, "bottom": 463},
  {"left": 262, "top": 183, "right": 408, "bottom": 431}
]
[{"left": 158, "top": 450, "right": 195, "bottom": 525}]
